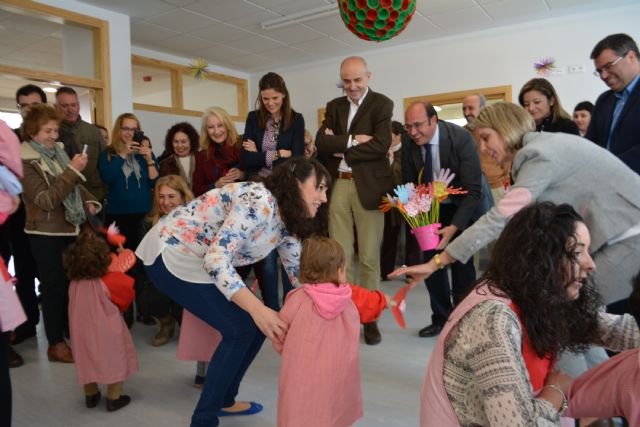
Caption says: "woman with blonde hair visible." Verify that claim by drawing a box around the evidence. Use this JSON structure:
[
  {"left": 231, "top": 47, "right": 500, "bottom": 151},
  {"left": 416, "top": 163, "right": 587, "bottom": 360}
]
[
  {"left": 518, "top": 78, "right": 579, "bottom": 134},
  {"left": 99, "top": 113, "right": 157, "bottom": 325},
  {"left": 192, "top": 107, "right": 243, "bottom": 197},
  {"left": 392, "top": 101, "right": 640, "bottom": 316}
]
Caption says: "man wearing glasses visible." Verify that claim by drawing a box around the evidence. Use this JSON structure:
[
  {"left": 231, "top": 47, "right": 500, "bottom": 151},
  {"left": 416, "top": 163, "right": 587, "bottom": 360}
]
[
  {"left": 402, "top": 102, "right": 482, "bottom": 337},
  {"left": 587, "top": 33, "right": 640, "bottom": 175}
]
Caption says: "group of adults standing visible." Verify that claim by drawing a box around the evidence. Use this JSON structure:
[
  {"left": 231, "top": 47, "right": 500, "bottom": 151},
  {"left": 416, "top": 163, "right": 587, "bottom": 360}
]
[{"left": 4, "top": 29, "right": 640, "bottom": 427}]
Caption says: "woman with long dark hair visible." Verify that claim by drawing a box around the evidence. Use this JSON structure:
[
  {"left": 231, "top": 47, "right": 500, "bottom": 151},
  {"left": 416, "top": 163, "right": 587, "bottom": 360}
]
[
  {"left": 240, "top": 72, "right": 305, "bottom": 310},
  {"left": 418, "top": 202, "right": 639, "bottom": 426},
  {"left": 137, "top": 157, "right": 330, "bottom": 427},
  {"left": 158, "top": 122, "right": 200, "bottom": 188}
]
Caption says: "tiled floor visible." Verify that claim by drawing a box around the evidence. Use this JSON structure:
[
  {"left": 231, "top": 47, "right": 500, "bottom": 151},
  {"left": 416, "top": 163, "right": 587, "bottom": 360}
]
[{"left": 10, "top": 278, "right": 439, "bottom": 427}]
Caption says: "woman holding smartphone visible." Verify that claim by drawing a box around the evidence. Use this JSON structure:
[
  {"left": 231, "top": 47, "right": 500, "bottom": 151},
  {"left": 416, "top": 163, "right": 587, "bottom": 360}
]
[{"left": 99, "top": 113, "right": 157, "bottom": 324}]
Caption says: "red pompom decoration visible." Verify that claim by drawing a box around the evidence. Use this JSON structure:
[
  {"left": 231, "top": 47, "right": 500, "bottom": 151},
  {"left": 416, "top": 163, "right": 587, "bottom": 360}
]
[{"left": 339, "top": 0, "right": 416, "bottom": 42}]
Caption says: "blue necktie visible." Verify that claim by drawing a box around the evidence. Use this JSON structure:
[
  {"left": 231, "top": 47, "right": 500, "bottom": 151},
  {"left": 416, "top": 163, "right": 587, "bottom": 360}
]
[
  {"left": 607, "top": 90, "right": 627, "bottom": 150},
  {"left": 422, "top": 144, "right": 433, "bottom": 184}
]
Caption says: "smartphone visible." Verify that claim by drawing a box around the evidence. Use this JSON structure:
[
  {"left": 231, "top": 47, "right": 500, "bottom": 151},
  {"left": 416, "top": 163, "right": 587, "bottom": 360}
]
[{"left": 132, "top": 130, "right": 145, "bottom": 143}]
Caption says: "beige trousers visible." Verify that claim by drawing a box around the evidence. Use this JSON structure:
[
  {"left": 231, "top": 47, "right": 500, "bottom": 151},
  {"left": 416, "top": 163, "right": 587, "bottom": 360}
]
[{"left": 329, "top": 179, "right": 384, "bottom": 291}]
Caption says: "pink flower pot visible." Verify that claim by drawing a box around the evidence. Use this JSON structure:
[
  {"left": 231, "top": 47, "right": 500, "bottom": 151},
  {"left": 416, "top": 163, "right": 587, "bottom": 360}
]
[{"left": 411, "top": 223, "right": 441, "bottom": 251}]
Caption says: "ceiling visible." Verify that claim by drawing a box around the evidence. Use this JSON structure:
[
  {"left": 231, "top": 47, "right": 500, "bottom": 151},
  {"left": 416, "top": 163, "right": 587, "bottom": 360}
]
[{"left": 74, "top": 0, "right": 636, "bottom": 74}]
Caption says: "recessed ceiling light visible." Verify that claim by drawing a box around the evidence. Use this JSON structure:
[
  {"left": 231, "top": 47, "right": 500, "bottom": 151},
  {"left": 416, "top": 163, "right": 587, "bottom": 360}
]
[{"left": 43, "top": 87, "right": 57, "bottom": 93}]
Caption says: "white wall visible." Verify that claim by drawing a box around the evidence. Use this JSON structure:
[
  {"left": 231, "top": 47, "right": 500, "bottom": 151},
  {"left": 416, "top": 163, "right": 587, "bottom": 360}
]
[
  {"left": 37, "top": 0, "right": 133, "bottom": 124},
  {"left": 257, "top": 3, "right": 640, "bottom": 133},
  {"left": 131, "top": 47, "right": 250, "bottom": 156}
]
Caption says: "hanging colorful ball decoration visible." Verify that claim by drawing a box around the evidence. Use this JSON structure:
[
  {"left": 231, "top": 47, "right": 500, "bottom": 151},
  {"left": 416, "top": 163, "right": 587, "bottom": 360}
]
[{"left": 338, "top": 0, "right": 417, "bottom": 42}]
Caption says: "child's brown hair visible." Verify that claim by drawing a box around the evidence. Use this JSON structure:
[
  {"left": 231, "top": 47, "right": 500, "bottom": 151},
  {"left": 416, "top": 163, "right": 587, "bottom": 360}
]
[
  {"left": 63, "top": 231, "right": 112, "bottom": 280},
  {"left": 299, "top": 236, "right": 345, "bottom": 285}
]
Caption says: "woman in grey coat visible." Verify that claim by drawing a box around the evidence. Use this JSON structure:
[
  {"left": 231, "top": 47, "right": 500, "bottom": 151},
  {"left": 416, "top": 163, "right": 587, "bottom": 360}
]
[{"left": 391, "top": 101, "right": 640, "bottom": 308}]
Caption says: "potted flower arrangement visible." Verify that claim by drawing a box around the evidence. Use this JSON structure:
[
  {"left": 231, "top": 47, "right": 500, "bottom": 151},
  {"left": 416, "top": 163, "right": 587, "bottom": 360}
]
[{"left": 379, "top": 168, "right": 467, "bottom": 251}]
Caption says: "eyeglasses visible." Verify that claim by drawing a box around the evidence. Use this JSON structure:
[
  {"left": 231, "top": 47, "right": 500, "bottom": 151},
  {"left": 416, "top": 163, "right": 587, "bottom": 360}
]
[
  {"left": 593, "top": 52, "right": 627, "bottom": 77},
  {"left": 404, "top": 120, "right": 428, "bottom": 132},
  {"left": 17, "top": 102, "right": 39, "bottom": 109},
  {"left": 121, "top": 127, "right": 138, "bottom": 133}
]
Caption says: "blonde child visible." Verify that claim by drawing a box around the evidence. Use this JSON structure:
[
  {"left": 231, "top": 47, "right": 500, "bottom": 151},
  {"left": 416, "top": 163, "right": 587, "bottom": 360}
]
[
  {"left": 63, "top": 232, "right": 138, "bottom": 412},
  {"left": 274, "top": 236, "right": 392, "bottom": 427}
]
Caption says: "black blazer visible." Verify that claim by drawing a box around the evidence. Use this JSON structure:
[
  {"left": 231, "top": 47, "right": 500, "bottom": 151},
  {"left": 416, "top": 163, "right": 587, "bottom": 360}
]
[
  {"left": 241, "top": 110, "right": 305, "bottom": 178},
  {"left": 402, "top": 120, "right": 483, "bottom": 230},
  {"left": 316, "top": 89, "right": 393, "bottom": 210},
  {"left": 586, "top": 79, "right": 640, "bottom": 175}
]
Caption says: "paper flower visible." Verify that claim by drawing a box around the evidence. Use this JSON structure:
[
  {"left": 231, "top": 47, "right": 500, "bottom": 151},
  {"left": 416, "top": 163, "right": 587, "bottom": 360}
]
[
  {"left": 338, "top": 0, "right": 416, "bottom": 42},
  {"left": 534, "top": 57, "right": 556, "bottom": 77},
  {"left": 189, "top": 58, "right": 209, "bottom": 80},
  {"left": 379, "top": 168, "right": 468, "bottom": 229}
]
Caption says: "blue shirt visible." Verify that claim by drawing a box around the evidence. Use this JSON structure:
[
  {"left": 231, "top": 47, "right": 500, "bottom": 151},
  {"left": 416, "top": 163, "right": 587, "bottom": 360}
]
[{"left": 607, "top": 73, "right": 640, "bottom": 149}]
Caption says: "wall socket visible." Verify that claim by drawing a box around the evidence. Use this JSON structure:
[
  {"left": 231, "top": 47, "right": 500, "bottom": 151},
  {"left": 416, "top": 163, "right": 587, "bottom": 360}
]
[{"left": 568, "top": 64, "right": 586, "bottom": 74}]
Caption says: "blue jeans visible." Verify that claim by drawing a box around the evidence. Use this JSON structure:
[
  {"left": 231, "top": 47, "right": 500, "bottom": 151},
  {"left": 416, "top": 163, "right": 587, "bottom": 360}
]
[
  {"left": 145, "top": 256, "right": 265, "bottom": 427},
  {"left": 248, "top": 249, "right": 293, "bottom": 310}
]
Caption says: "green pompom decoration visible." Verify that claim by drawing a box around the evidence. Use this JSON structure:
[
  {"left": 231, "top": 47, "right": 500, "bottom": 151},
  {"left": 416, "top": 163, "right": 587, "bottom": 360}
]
[{"left": 339, "top": 0, "right": 416, "bottom": 42}]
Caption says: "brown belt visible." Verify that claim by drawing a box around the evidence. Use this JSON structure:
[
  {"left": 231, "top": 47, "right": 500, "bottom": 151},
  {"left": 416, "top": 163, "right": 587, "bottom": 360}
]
[{"left": 337, "top": 171, "right": 353, "bottom": 180}]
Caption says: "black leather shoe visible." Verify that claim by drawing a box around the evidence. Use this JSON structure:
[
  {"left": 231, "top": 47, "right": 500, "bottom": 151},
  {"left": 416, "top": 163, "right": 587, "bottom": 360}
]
[
  {"left": 418, "top": 324, "right": 443, "bottom": 338},
  {"left": 8, "top": 346, "right": 24, "bottom": 368},
  {"left": 85, "top": 391, "right": 101, "bottom": 408},
  {"left": 11, "top": 325, "right": 36, "bottom": 345},
  {"left": 106, "top": 395, "right": 131, "bottom": 412},
  {"left": 363, "top": 321, "right": 381, "bottom": 345}
]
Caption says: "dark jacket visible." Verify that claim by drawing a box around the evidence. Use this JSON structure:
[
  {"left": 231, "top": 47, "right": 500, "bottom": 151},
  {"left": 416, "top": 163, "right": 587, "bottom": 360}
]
[
  {"left": 536, "top": 116, "right": 579, "bottom": 135},
  {"left": 241, "top": 110, "right": 305, "bottom": 178},
  {"left": 402, "top": 121, "right": 483, "bottom": 230},
  {"left": 586, "top": 77, "right": 640, "bottom": 175},
  {"left": 316, "top": 89, "right": 393, "bottom": 210}
]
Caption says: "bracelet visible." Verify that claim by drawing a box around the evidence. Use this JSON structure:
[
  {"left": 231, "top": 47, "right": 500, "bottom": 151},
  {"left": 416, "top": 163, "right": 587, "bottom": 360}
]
[
  {"left": 147, "top": 162, "right": 155, "bottom": 167},
  {"left": 542, "top": 384, "right": 568, "bottom": 414},
  {"left": 433, "top": 253, "right": 446, "bottom": 270}
]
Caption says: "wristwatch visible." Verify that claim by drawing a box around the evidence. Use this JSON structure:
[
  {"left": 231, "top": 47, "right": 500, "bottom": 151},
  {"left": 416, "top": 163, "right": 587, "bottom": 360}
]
[
  {"left": 273, "top": 150, "right": 280, "bottom": 160},
  {"left": 352, "top": 135, "right": 359, "bottom": 146}
]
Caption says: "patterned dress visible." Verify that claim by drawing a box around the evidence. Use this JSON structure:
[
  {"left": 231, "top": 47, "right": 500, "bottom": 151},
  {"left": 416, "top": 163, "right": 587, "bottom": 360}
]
[
  {"left": 442, "top": 299, "right": 640, "bottom": 426},
  {"left": 136, "top": 181, "right": 301, "bottom": 299}
]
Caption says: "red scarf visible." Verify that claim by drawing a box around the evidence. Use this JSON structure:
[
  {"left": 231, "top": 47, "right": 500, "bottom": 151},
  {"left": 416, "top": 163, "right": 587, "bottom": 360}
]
[{"left": 509, "top": 303, "right": 554, "bottom": 391}]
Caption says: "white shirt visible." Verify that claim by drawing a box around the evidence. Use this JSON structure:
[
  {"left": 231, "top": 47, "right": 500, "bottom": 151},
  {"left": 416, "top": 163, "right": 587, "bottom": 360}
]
[{"left": 338, "top": 88, "right": 369, "bottom": 173}]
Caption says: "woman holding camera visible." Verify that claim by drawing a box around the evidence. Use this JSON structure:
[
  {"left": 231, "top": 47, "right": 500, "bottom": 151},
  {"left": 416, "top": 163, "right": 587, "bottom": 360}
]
[{"left": 99, "top": 113, "right": 157, "bottom": 324}]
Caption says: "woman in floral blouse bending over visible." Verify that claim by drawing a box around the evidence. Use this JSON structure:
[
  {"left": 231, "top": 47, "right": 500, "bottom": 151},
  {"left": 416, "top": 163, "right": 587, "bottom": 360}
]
[{"left": 137, "top": 157, "right": 330, "bottom": 427}]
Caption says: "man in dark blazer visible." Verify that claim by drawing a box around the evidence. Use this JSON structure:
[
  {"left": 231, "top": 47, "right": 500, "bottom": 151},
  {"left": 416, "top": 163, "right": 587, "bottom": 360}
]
[
  {"left": 587, "top": 33, "right": 640, "bottom": 175},
  {"left": 402, "top": 101, "right": 483, "bottom": 337},
  {"left": 316, "top": 56, "right": 393, "bottom": 345}
]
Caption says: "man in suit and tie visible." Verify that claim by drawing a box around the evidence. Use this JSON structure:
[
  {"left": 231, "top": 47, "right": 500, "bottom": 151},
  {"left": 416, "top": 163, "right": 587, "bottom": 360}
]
[
  {"left": 587, "top": 33, "right": 640, "bottom": 175},
  {"left": 316, "top": 56, "right": 393, "bottom": 345},
  {"left": 402, "top": 101, "right": 483, "bottom": 337}
]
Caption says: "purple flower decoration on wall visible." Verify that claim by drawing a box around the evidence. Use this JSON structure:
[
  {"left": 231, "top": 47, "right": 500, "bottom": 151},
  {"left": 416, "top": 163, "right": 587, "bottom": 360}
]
[{"left": 534, "top": 57, "right": 556, "bottom": 77}]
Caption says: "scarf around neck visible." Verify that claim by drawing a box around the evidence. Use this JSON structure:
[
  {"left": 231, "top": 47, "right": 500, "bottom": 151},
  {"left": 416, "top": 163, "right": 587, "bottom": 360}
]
[{"left": 28, "top": 140, "right": 86, "bottom": 226}]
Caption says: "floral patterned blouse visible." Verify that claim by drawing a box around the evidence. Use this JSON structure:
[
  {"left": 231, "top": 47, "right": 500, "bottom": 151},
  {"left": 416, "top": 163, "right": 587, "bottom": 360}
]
[{"left": 137, "top": 181, "right": 300, "bottom": 300}]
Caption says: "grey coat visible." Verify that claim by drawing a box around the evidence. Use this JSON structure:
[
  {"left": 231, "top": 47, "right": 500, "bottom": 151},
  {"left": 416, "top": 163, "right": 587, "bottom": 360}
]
[{"left": 447, "top": 131, "right": 640, "bottom": 302}]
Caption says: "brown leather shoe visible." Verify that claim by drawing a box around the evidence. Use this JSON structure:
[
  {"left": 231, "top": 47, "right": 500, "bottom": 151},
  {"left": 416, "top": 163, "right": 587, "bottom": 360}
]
[
  {"left": 47, "top": 342, "right": 74, "bottom": 363},
  {"left": 152, "top": 315, "right": 175, "bottom": 347},
  {"left": 363, "top": 321, "right": 381, "bottom": 345},
  {"left": 8, "top": 346, "right": 24, "bottom": 368}
]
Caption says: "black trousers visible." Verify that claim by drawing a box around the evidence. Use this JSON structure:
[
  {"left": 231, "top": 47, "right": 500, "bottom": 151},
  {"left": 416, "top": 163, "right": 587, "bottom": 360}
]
[
  {"left": 106, "top": 213, "right": 149, "bottom": 324},
  {"left": 407, "top": 204, "right": 477, "bottom": 326},
  {"left": 28, "top": 235, "right": 75, "bottom": 345},
  {"left": 0, "top": 204, "right": 40, "bottom": 335},
  {"left": 0, "top": 332, "right": 11, "bottom": 427}
]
